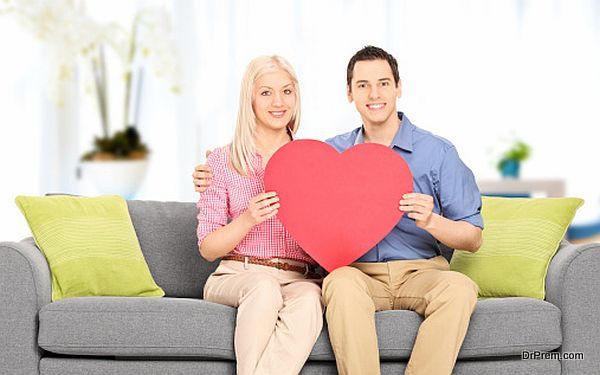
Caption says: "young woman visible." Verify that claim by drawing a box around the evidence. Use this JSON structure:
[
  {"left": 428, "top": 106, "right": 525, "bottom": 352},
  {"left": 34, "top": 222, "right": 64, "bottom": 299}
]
[{"left": 196, "top": 55, "right": 322, "bottom": 375}]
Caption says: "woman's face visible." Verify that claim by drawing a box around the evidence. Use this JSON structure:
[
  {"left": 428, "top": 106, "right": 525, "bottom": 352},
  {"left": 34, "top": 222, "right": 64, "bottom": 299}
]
[{"left": 252, "top": 68, "right": 296, "bottom": 132}]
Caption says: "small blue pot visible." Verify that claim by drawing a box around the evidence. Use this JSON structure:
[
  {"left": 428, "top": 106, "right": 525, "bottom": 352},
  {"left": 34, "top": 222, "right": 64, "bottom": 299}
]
[{"left": 500, "top": 160, "right": 520, "bottom": 178}]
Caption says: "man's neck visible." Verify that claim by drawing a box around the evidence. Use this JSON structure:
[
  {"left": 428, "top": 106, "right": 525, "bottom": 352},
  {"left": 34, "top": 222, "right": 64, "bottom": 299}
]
[{"left": 362, "top": 115, "right": 401, "bottom": 146}]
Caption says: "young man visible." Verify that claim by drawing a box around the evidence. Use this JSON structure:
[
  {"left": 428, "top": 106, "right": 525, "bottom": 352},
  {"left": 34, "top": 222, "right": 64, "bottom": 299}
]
[{"left": 193, "top": 46, "right": 483, "bottom": 375}]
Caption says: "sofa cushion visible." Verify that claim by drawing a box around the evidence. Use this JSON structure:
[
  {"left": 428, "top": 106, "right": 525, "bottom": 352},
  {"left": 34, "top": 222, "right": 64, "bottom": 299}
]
[
  {"left": 126, "top": 201, "right": 218, "bottom": 298},
  {"left": 38, "top": 296, "right": 561, "bottom": 360},
  {"left": 315, "top": 297, "right": 561, "bottom": 360},
  {"left": 39, "top": 297, "right": 236, "bottom": 358},
  {"left": 15, "top": 195, "right": 165, "bottom": 301},
  {"left": 450, "top": 196, "right": 583, "bottom": 299}
]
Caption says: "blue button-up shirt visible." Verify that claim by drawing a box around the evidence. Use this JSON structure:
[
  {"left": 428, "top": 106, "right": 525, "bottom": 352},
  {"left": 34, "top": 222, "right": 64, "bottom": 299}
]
[{"left": 325, "top": 112, "right": 483, "bottom": 262}]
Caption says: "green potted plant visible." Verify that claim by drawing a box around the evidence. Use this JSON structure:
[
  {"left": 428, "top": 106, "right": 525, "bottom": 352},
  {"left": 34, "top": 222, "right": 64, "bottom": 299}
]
[
  {"left": 496, "top": 140, "right": 531, "bottom": 178},
  {"left": 5, "top": 2, "right": 180, "bottom": 198},
  {"left": 78, "top": 8, "right": 180, "bottom": 198},
  {"left": 80, "top": 7, "right": 177, "bottom": 162}
]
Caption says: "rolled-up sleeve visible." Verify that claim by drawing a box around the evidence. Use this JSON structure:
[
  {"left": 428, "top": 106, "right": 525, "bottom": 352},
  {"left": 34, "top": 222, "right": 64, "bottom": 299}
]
[
  {"left": 197, "top": 150, "right": 229, "bottom": 247},
  {"left": 437, "top": 146, "right": 484, "bottom": 229}
]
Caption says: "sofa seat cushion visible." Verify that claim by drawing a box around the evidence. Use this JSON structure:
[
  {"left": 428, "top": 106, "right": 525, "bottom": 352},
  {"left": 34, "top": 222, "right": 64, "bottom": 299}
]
[
  {"left": 39, "top": 297, "right": 237, "bottom": 359},
  {"left": 38, "top": 296, "right": 561, "bottom": 360},
  {"left": 312, "top": 297, "right": 562, "bottom": 360}
]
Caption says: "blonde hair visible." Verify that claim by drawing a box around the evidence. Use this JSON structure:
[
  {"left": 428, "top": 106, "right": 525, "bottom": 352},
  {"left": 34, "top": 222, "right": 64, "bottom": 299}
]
[{"left": 230, "top": 55, "right": 301, "bottom": 176}]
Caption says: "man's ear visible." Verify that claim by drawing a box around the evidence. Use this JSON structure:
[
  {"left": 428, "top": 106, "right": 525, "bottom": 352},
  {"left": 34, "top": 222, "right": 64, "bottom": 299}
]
[
  {"left": 347, "top": 85, "right": 353, "bottom": 103},
  {"left": 396, "top": 78, "right": 402, "bottom": 99}
]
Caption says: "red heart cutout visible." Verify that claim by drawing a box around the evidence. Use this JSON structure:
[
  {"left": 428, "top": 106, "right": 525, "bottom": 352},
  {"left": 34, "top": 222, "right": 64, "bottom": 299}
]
[{"left": 264, "top": 140, "right": 413, "bottom": 272}]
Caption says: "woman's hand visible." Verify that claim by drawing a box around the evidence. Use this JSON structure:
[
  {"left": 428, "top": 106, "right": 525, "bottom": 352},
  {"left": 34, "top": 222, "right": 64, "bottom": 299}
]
[
  {"left": 199, "top": 191, "right": 281, "bottom": 262},
  {"left": 242, "top": 192, "right": 280, "bottom": 225}
]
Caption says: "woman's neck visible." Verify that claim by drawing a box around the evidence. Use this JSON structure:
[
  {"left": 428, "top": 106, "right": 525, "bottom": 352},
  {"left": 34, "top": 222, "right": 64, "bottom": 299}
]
[{"left": 255, "top": 126, "right": 291, "bottom": 156}]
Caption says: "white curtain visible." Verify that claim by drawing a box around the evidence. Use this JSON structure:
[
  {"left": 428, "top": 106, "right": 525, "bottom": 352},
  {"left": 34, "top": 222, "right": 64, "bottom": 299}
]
[
  {"left": 181, "top": 0, "right": 600, "bottom": 220},
  {"left": 0, "top": 17, "right": 46, "bottom": 240},
  {"left": 2, "top": 0, "right": 599, "bottom": 240}
]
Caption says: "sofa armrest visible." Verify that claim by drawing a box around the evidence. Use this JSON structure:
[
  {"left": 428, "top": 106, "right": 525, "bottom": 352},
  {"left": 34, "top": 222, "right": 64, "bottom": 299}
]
[
  {"left": 0, "top": 237, "right": 52, "bottom": 375},
  {"left": 545, "top": 240, "right": 600, "bottom": 374}
]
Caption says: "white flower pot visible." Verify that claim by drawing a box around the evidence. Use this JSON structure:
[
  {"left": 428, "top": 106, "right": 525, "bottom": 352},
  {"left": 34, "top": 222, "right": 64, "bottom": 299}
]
[{"left": 80, "top": 160, "right": 149, "bottom": 199}]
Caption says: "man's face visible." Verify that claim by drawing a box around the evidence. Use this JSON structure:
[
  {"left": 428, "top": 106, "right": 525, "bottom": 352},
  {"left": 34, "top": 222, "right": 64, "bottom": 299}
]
[{"left": 348, "top": 59, "right": 402, "bottom": 128}]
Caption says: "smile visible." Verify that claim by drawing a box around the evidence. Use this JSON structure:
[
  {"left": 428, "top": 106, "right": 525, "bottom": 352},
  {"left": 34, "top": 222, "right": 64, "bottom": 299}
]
[
  {"left": 367, "top": 103, "right": 385, "bottom": 110},
  {"left": 269, "top": 110, "right": 287, "bottom": 118}
]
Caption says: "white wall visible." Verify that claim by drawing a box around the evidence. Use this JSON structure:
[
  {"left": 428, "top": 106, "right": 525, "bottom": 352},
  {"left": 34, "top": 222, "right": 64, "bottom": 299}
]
[
  {"left": 1, "top": 0, "right": 599, "bottom": 241},
  {"left": 187, "top": 0, "right": 600, "bottom": 219},
  {"left": 0, "top": 17, "right": 45, "bottom": 241}
]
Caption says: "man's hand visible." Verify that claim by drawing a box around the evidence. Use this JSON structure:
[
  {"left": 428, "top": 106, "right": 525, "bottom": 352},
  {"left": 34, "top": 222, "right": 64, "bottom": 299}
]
[
  {"left": 399, "top": 193, "right": 436, "bottom": 230},
  {"left": 193, "top": 150, "right": 213, "bottom": 193},
  {"left": 400, "top": 192, "right": 482, "bottom": 252}
]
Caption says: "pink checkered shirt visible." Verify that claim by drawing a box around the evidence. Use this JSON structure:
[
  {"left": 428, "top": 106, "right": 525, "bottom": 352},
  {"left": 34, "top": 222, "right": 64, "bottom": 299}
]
[{"left": 197, "top": 145, "right": 316, "bottom": 265}]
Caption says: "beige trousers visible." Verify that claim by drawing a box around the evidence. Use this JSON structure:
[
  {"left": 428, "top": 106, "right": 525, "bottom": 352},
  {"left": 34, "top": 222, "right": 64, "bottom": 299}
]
[
  {"left": 322, "top": 255, "right": 478, "bottom": 375},
  {"left": 203, "top": 259, "right": 323, "bottom": 375}
]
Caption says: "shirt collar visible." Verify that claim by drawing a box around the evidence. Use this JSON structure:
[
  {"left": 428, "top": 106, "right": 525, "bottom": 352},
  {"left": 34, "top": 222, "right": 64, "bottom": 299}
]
[{"left": 353, "top": 112, "right": 414, "bottom": 152}]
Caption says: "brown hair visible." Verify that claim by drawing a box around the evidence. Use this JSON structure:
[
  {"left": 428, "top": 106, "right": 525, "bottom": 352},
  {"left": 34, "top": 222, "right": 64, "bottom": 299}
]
[{"left": 346, "top": 45, "right": 399, "bottom": 89}]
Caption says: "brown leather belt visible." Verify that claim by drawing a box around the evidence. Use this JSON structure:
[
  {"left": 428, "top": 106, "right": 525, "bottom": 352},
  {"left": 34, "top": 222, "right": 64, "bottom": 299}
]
[{"left": 222, "top": 255, "right": 317, "bottom": 275}]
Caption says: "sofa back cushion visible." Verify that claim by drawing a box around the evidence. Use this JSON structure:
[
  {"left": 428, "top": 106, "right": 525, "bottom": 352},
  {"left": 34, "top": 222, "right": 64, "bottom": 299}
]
[{"left": 126, "top": 200, "right": 218, "bottom": 298}]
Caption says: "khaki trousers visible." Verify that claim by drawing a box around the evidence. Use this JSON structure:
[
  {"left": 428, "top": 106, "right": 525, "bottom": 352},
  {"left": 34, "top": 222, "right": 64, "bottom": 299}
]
[
  {"left": 203, "top": 259, "right": 323, "bottom": 375},
  {"left": 322, "top": 255, "right": 478, "bottom": 375}
]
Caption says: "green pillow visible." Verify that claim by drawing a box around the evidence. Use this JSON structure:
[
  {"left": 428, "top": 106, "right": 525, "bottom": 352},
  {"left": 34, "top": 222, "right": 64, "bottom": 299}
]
[
  {"left": 449, "top": 196, "right": 583, "bottom": 299},
  {"left": 15, "top": 195, "right": 165, "bottom": 301}
]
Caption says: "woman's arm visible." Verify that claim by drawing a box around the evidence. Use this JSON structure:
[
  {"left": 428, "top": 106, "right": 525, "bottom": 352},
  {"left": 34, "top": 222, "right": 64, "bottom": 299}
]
[{"left": 199, "top": 192, "right": 280, "bottom": 261}]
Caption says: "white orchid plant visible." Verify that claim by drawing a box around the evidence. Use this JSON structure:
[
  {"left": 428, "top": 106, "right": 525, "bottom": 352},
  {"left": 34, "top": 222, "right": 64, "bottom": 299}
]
[{"left": 1, "top": 0, "right": 181, "bottom": 160}]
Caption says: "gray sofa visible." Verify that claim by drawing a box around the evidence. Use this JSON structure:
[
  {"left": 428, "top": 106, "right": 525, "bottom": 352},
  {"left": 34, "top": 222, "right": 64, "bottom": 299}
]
[{"left": 1, "top": 200, "right": 599, "bottom": 375}]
